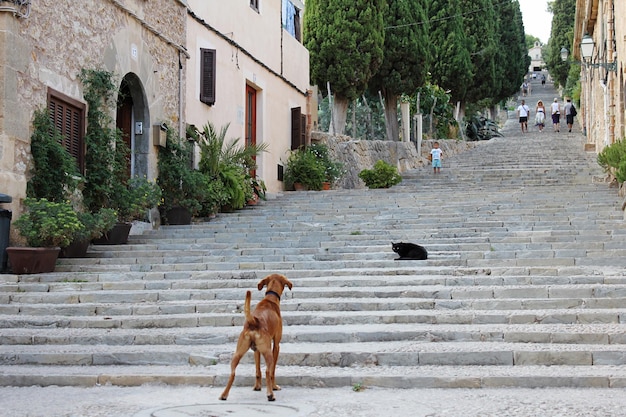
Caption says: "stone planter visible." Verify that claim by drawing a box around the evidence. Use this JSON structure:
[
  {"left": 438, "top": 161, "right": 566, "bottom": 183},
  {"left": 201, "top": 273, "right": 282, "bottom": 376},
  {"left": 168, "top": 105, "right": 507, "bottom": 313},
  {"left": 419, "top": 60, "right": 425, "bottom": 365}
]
[
  {"left": 92, "top": 222, "right": 132, "bottom": 245},
  {"left": 6, "top": 247, "right": 61, "bottom": 274}
]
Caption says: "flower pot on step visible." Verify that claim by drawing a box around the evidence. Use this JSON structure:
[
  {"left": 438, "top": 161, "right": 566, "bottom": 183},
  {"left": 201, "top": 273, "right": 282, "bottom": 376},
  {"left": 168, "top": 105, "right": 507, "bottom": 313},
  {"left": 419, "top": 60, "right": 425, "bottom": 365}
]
[
  {"left": 59, "top": 239, "right": 91, "bottom": 258},
  {"left": 6, "top": 247, "right": 61, "bottom": 274},
  {"left": 165, "top": 206, "right": 192, "bottom": 225},
  {"left": 92, "top": 222, "right": 132, "bottom": 245}
]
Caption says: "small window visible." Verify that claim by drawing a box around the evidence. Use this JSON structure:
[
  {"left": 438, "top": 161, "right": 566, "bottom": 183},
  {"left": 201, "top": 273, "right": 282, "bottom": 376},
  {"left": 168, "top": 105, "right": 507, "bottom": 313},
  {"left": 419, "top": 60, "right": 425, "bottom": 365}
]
[
  {"left": 47, "top": 88, "right": 86, "bottom": 173},
  {"left": 250, "top": 0, "right": 259, "bottom": 12},
  {"left": 200, "top": 48, "right": 216, "bottom": 106}
]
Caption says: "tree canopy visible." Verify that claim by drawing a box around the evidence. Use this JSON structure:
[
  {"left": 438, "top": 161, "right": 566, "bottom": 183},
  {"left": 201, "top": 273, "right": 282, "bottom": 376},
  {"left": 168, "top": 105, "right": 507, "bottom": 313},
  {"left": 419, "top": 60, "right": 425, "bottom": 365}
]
[
  {"left": 368, "top": 0, "right": 430, "bottom": 140},
  {"left": 304, "top": 0, "right": 386, "bottom": 134},
  {"left": 545, "top": 0, "right": 576, "bottom": 88}
]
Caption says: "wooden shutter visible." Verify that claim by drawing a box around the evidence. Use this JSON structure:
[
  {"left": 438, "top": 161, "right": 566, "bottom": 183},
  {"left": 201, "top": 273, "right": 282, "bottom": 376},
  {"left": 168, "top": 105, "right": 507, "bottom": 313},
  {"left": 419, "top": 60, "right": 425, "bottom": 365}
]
[
  {"left": 291, "top": 107, "right": 305, "bottom": 150},
  {"left": 200, "top": 48, "right": 216, "bottom": 105},
  {"left": 47, "top": 89, "right": 85, "bottom": 173}
]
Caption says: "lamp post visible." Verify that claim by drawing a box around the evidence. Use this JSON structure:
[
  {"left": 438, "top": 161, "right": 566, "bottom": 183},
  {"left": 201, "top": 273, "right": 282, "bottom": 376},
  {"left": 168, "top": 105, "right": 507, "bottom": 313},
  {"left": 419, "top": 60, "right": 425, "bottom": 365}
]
[{"left": 561, "top": 34, "right": 617, "bottom": 72}]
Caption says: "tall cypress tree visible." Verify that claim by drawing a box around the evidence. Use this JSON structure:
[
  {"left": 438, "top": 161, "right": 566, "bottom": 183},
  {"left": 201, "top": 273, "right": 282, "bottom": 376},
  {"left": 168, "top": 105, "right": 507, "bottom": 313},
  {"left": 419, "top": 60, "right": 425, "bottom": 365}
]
[
  {"left": 457, "top": 0, "right": 498, "bottom": 106},
  {"left": 426, "top": 0, "right": 472, "bottom": 105},
  {"left": 545, "top": 0, "right": 576, "bottom": 89},
  {"left": 368, "top": 0, "right": 430, "bottom": 141},
  {"left": 304, "top": 0, "right": 386, "bottom": 135},
  {"left": 490, "top": 0, "right": 528, "bottom": 106}
]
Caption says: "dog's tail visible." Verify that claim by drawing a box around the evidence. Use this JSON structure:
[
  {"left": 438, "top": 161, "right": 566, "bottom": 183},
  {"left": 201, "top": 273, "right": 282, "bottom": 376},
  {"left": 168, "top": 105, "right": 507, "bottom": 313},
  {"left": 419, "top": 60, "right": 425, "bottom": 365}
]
[{"left": 244, "top": 290, "right": 258, "bottom": 329}]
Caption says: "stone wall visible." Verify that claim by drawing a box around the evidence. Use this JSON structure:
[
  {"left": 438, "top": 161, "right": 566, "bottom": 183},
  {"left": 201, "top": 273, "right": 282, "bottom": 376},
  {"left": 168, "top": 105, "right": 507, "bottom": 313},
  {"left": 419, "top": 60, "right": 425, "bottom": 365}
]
[{"left": 311, "top": 131, "right": 477, "bottom": 189}]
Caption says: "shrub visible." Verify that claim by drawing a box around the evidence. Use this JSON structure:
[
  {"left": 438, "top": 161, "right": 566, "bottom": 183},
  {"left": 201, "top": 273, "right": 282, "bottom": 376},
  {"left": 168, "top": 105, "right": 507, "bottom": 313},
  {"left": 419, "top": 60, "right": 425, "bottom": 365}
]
[
  {"left": 283, "top": 147, "right": 326, "bottom": 191},
  {"left": 14, "top": 198, "right": 83, "bottom": 248},
  {"left": 358, "top": 160, "right": 402, "bottom": 189},
  {"left": 598, "top": 140, "right": 626, "bottom": 183}
]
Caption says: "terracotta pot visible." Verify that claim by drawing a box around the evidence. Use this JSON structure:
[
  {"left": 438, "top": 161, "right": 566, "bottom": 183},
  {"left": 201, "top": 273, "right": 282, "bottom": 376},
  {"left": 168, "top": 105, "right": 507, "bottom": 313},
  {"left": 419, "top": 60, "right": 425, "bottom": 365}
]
[
  {"left": 165, "top": 206, "right": 192, "bottom": 225},
  {"left": 59, "top": 239, "right": 90, "bottom": 258},
  {"left": 6, "top": 247, "right": 61, "bottom": 274},
  {"left": 293, "top": 182, "right": 307, "bottom": 191},
  {"left": 92, "top": 222, "right": 132, "bottom": 245},
  {"left": 322, "top": 182, "right": 331, "bottom": 190}
]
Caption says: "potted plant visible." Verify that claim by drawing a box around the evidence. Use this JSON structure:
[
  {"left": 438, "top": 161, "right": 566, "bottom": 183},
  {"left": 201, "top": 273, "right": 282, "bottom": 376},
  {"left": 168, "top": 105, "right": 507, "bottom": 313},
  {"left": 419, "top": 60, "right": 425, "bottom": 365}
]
[
  {"left": 158, "top": 127, "right": 211, "bottom": 224},
  {"left": 310, "top": 142, "right": 344, "bottom": 189},
  {"left": 283, "top": 147, "right": 326, "bottom": 191},
  {"left": 358, "top": 160, "right": 402, "bottom": 189},
  {"left": 7, "top": 198, "right": 83, "bottom": 273},
  {"left": 196, "top": 122, "right": 267, "bottom": 212},
  {"left": 60, "top": 208, "right": 117, "bottom": 258},
  {"left": 93, "top": 177, "right": 161, "bottom": 244}
]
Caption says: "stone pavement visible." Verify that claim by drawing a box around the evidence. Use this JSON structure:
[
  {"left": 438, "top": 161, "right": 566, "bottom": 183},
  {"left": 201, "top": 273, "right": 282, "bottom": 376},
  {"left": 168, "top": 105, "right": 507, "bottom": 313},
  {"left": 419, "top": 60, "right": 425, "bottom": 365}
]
[{"left": 2, "top": 74, "right": 626, "bottom": 416}]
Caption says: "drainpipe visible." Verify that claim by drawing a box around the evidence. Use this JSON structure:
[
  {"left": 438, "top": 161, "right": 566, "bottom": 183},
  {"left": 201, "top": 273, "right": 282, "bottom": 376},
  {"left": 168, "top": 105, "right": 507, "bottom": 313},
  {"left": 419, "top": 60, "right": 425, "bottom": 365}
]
[
  {"left": 179, "top": 53, "right": 184, "bottom": 139},
  {"left": 607, "top": 0, "right": 616, "bottom": 144}
]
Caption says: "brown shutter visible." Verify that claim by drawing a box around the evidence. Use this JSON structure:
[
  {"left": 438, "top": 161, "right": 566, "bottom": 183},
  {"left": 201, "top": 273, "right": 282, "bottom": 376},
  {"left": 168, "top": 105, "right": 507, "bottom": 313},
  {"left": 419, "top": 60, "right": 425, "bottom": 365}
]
[
  {"left": 291, "top": 107, "right": 303, "bottom": 150},
  {"left": 200, "top": 48, "right": 216, "bottom": 105},
  {"left": 47, "top": 89, "right": 85, "bottom": 173}
]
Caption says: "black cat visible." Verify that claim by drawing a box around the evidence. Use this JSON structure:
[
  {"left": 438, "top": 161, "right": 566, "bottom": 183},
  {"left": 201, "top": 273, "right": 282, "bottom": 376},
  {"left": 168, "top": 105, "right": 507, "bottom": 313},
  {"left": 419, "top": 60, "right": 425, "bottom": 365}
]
[{"left": 391, "top": 242, "right": 428, "bottom": 260}]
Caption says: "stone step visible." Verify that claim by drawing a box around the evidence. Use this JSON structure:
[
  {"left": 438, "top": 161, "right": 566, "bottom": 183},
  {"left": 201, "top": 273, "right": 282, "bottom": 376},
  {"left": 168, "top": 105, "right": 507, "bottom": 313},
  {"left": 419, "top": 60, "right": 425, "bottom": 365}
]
[
  {"left": 1, "top": 323, "right": 623, "bottom": 346},
  {"left": 0, "top": 306, "right": 624, "bottom": 329},
  {"left": 1, "top": 364, "right": 625, "bottom": 389},
  {"left": 3, "top": 341, "right": 626, "bottom": 368}
]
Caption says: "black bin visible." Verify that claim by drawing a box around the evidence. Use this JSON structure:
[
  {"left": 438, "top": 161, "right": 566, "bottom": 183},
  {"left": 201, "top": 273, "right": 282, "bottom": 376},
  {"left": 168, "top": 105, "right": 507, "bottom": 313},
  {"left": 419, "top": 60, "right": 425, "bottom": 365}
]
[{"left": 0, "top": 193, "right": 12, "bottom": 273}]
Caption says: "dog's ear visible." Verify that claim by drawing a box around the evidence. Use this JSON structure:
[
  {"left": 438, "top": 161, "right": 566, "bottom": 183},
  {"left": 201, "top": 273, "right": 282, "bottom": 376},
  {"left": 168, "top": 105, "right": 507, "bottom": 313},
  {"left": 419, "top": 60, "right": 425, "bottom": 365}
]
[{"left": 257, "top": 276, "right": 270, "bottom": 291}]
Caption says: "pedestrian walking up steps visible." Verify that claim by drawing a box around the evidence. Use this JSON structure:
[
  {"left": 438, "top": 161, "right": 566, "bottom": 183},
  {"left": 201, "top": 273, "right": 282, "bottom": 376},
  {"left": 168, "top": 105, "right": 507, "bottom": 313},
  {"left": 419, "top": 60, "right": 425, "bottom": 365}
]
[{"left": 2, "top": 129, "right": 626, "bottom": 391}]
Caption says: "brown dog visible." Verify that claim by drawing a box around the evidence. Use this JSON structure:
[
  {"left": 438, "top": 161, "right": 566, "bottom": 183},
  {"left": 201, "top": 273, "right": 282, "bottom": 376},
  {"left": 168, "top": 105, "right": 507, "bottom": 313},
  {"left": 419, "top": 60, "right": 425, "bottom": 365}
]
[{"left": 219, "top": 273, "right": 293, "bottom": 401}]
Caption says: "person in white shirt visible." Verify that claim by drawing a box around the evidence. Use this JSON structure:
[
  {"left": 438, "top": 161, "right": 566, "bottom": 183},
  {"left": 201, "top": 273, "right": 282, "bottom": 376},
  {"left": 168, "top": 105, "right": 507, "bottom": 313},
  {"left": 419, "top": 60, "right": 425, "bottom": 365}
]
[
  {"left": 550, "top": 98, "right": 561, "bottom": 132},
  {"left": 516, "top": 100, "right": 530, "bottom": 133},
  {"left": 430, "top": 141, "right": 442, "bottom": 174}
]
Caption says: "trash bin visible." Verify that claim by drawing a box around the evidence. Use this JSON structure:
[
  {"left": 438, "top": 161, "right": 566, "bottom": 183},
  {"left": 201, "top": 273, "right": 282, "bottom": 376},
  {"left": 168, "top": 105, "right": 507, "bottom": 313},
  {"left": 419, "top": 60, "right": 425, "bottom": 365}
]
[{"left": 0, "top": 193, "right": 12, "bottom": 273}]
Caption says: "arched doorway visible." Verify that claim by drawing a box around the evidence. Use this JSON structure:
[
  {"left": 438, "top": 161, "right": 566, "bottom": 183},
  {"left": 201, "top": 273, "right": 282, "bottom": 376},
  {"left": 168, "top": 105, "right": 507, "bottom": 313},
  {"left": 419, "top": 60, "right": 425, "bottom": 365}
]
[{"left": 116, "top": 73, "right": 150, "bottom": 178}]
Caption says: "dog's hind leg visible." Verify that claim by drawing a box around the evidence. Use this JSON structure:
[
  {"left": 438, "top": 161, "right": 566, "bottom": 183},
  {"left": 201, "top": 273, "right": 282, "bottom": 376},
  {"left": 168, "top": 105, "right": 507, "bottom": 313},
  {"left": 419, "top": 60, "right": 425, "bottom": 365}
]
[
  {"left": 271, "top": 340, "right": 281, "bottom": 390},
  {"left": 253, "top": 350, "right": 262, "bottom": 391},
  {"left": 263, "top": 350, "right": 276, "bottom": 401},
  {"left": 219, "top": 352, "right": 242, "bottom": 400}
]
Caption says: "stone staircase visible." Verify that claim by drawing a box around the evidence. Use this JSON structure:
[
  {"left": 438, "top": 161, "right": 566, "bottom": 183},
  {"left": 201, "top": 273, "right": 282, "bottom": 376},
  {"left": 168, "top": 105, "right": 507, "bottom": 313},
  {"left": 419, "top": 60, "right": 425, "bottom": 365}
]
[{"left": 2, "top": 116, "right": 626, "bottom": 390}]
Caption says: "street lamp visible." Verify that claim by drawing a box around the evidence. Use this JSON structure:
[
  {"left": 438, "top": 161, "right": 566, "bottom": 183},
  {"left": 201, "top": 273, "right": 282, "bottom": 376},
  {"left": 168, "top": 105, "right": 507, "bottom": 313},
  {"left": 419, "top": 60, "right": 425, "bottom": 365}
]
[{"left": 561, "top": 34, "right": 617, "bottom": 72}]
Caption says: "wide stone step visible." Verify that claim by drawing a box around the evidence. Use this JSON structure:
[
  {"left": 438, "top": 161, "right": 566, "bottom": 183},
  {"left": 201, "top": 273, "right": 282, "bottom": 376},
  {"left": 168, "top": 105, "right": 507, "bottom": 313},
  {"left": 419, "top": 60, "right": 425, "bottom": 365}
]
[
  {"left": 1, "top": 364, "right": 625, "bottom": 389},
  {"left": 1, "top": 323, "right": 623, "bottom": 346},
  {"left": 1, "top": 305, "right": 624, "bottom": 329},
  {"left": 2, "top": 341, "right": 626, "bottom": 368}
]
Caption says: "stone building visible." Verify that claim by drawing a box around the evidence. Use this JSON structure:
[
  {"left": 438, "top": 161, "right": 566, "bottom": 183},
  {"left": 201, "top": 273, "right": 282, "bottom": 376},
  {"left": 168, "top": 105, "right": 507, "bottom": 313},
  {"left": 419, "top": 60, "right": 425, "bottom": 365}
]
[
  {"left": 0, "top": 0, "right": 187, "bottom": 219},
  {"left": 574, "top": 0, "right": 625, "bottom": 151},
  {"left": 185, "top": 0, "right": 312, "bottom": 195},
  {"left": 528, "top": 41, "right": 545, "bottom": 73}
]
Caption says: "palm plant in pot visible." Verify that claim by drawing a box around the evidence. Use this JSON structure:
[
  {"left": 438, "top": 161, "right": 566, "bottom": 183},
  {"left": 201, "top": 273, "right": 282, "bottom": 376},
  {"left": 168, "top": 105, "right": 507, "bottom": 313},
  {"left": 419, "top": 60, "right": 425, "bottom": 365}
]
[
  {"left": 8, "top": 198, "right": 83, "bottom": 273},
  {"left": 196, "top": 122, "right": 267, "bottom": 212}
]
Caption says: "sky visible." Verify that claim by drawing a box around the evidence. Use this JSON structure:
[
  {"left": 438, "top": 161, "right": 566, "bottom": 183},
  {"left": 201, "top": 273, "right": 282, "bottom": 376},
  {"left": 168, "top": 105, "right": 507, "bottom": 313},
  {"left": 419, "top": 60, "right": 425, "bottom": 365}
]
[{"left": 519, "top": 0, "right": 553, "bottom": 44}]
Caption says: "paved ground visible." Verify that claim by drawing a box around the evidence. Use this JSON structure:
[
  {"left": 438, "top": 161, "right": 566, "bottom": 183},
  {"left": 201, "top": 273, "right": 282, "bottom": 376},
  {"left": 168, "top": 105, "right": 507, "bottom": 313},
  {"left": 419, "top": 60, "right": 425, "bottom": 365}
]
[{"left": 2, "top": 384, "right": 626, "bottom": 416}]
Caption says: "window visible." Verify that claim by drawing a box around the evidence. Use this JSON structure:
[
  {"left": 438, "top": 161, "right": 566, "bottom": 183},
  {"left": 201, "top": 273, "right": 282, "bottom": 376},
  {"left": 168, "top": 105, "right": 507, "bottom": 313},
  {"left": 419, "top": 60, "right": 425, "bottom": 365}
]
[
  {"left": 47, "top": 88, "right": 86, "bottom": 173},
  {"left": 250, "top": 0, "right": 259, "bottom": 12},
  {"left": 200, "top": 48, "right": 216, "bottom": 106},
  {"left": 282, "top": 0, "right": 301, "bottom": 42}
]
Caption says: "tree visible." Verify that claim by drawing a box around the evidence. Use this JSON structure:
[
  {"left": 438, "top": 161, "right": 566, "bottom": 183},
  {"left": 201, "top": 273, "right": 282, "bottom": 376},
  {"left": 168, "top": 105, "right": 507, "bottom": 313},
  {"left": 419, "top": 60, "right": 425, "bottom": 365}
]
[
  {"left": 545, "top": 0, "right": 575, "bottom": 89},
  {"left": 426, "top": 0, "right": 472, "bottom": 105},
  {"left": 368, "top": 0, "right": 430, "bottom": 141},
  {"left": 304, "top": 0, "right": 386, "bottom": 135},
  {"left": 490, "top": 0, "right": 528, "bottom": 107},
  {"left": 457, "top": 0, "right": 499, "bottom": 107}
]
